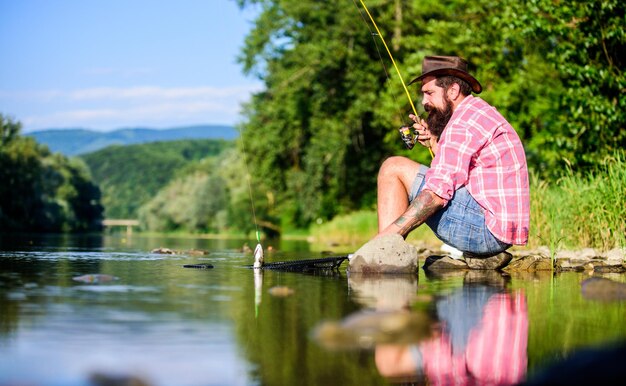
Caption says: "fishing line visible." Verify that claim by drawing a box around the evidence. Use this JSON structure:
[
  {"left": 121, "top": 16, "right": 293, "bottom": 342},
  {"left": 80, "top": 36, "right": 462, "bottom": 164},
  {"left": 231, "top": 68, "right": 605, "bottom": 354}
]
[
  {"left": 353, "top": 0, "right": 434, "bottom": 158},
  {"left": 236, "top": 126, "right": 262, "bottom": 245},
  {"left": 351, "top": 0, "right": 404, "bottom": 123}
]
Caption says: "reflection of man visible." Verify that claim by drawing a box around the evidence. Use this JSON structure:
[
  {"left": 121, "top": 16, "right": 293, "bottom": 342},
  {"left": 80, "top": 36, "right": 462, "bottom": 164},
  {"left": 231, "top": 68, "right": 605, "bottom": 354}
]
[
  {"left": 375, "top": 279, "right": 528, "bottom": 385},
  {"left": 374, "top": 56, "right": 530, "bottom": 267}
]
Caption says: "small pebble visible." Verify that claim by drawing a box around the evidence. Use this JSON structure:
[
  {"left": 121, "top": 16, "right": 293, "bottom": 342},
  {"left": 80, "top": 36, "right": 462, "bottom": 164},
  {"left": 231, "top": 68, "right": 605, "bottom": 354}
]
[{"left": 268, "top": 286, "right": 295, "bottom": 297}]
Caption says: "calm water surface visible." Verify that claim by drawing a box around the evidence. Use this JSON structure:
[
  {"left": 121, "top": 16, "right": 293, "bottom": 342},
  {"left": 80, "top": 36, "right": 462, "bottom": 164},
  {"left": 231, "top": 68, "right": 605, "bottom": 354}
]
[{"left": 0, "top": 233, "right": 624, "bottom": 386}]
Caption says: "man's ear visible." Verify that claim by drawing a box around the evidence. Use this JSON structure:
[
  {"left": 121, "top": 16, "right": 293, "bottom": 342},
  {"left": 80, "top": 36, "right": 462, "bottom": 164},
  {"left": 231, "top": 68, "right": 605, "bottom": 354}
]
[{"left": 447, "top": 83, "right": 461, "bottom": 101}]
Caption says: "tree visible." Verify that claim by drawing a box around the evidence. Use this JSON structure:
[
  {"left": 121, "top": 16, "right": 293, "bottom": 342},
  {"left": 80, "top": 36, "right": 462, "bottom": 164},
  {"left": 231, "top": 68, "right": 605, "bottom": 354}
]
[
  {"left": 0, "top": 114, "right": 103, "bottom": 232},
  {"left": 235, "top": 0, "right": 625, "bottom": 228}
]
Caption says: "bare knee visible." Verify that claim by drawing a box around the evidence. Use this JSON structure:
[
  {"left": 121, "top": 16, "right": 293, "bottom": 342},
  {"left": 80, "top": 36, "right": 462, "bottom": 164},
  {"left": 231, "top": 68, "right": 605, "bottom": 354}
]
[{"left": 378, "top": 156, "right": 421, "bottom": 185}]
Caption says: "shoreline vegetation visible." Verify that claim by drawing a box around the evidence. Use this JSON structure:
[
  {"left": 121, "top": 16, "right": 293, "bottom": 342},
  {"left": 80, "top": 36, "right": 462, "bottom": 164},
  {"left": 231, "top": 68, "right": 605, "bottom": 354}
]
[
  {"left": 114, "top": 150, "right": 625, "bottom": 258},
  {"left": 102, "top": 150, "right": 625, "bottom": 256}
]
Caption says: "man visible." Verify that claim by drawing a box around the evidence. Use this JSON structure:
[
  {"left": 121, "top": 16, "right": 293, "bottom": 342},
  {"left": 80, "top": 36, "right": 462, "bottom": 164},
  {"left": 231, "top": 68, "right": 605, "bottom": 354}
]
[{"left": 376, "top": 55, "right": 529, "bottom": 268}]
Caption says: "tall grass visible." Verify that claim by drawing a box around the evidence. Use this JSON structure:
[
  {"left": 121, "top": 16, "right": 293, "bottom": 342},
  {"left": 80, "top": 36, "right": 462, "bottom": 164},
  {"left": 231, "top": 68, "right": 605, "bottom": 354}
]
[
  {"left": 529, "top": 151, "right": 626, "bottom": 251},
  {"left": 312, "top": 151, "right": 626, "bottom": 252}
]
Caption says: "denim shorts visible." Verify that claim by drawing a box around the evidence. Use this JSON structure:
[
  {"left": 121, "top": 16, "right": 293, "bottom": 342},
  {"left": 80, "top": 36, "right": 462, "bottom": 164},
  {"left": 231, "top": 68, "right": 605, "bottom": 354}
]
[{"left": 409, "top": 165, "right": 511, "bottom": 256}]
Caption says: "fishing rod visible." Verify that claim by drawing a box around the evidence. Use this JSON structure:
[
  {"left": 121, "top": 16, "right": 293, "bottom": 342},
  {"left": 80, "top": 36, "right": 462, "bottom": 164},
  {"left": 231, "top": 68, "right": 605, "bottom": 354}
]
[
  {"left": 354, "top": 0, "right": 434, "bottom": 158},
  {"left": 236, "top": 126, "right": 265, "bottom": 268}
]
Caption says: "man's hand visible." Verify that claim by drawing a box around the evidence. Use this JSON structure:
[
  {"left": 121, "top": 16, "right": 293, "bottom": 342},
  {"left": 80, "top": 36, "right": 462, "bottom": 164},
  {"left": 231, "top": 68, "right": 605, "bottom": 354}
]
[{"left": 409, "top": 114, "right": 438, "bottom": 153}]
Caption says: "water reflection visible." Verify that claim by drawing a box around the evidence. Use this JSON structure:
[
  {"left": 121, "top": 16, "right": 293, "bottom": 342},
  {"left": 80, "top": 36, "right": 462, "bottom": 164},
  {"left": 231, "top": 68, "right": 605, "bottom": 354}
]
[
  {"left": 315, "top": 271, "right": 529, "bottom": 385},
  {"left": 378, "top": 272, "right": 527, "bottom": 385}
]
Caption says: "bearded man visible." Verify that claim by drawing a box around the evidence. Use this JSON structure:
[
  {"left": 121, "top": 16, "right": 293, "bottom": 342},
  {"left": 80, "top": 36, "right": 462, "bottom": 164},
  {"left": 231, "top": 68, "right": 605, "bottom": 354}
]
[{"left": 374, "top": 56, "right": 529, "bottom": 269}]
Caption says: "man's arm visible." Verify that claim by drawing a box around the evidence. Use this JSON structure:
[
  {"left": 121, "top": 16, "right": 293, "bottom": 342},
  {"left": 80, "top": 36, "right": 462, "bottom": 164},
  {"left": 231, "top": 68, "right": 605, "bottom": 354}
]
[{"left": 379, "top": 189, "right": 445, "bottom": 238}]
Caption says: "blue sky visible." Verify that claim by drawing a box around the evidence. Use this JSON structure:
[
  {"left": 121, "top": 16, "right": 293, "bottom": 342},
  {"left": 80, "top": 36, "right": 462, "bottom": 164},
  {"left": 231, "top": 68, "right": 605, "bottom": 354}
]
[{"left": 0, "top": 0, "right": 263, "bottom": 132}]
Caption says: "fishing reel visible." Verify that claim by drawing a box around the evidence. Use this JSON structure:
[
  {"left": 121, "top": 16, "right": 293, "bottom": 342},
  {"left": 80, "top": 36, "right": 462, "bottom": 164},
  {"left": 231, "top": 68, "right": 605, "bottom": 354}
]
[{"left": 398, "top": 125, "right": 418, "bottom": 150}]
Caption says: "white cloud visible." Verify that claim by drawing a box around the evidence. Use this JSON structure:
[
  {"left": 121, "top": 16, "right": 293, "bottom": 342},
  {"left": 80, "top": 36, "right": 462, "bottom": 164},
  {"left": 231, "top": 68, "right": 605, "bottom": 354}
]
[{"left": 3, "top": 83, "right": 264, "bottom": 131}]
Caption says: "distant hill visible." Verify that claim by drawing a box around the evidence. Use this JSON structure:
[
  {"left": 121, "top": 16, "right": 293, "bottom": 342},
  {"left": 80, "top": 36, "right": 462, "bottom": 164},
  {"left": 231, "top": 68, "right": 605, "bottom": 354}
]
[
  {"left": 27, "top": 125, "right": 238, "bottom": 156},
  {"left": 80, "top": 138, "right": 233, "bottom": 218}
]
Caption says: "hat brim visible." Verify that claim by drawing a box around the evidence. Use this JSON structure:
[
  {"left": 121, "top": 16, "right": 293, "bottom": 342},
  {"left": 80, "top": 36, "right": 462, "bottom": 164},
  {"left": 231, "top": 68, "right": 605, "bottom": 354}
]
[{"left": 408, "top": 68, "right": 482, "bottom": 94}]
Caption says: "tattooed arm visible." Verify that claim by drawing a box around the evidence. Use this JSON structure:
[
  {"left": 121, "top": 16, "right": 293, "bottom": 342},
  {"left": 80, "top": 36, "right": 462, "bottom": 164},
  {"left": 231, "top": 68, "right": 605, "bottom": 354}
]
[{"left": 379, "top": 189, "right": 445, "bottom": 238}]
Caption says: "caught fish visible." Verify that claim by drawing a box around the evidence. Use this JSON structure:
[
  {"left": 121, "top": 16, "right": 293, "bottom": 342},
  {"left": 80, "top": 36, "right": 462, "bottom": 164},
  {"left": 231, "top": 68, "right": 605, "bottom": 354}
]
[
  {"left": 253, "top": 243, "right": 264, "bottom": 268},
  {"left": 72, "top": 274, "right": 119, "bottom": 284}
]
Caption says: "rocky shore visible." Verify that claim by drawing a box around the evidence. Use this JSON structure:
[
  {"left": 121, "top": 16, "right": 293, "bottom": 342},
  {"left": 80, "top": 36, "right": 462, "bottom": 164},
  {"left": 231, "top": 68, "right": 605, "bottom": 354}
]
[
  {"left": 421, "top": 245, "right": 626, "bottom": 273},
  {"left": 348, "top": 234, "right": 626, "bottom": 274}
]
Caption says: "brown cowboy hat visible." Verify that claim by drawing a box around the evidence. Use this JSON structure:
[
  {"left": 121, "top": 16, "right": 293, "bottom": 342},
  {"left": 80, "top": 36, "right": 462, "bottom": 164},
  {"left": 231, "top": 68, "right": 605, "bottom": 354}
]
[{"left": 408, "top": 55, "right": 482, "bottom": 94}]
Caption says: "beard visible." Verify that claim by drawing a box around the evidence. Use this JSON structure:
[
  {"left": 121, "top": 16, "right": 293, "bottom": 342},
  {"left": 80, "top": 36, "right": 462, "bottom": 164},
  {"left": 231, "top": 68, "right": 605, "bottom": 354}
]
[{"left": 425, "top": 97, "right": 454, "bottom": 138}]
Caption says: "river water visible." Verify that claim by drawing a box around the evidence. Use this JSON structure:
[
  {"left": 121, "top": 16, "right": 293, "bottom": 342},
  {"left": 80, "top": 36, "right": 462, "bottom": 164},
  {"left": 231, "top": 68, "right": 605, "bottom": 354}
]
[{"left": 0, "top": 233, "right": 625, "bottom": 386}]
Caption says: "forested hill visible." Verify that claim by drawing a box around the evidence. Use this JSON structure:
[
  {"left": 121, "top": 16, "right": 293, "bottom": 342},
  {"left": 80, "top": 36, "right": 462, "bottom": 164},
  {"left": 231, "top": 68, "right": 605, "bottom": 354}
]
[
  {"left": 28, "top": 125, "right": 237, "bottom": 156},
  {"left": 80, "top": 139, "right": 233, "bottom": 219}
]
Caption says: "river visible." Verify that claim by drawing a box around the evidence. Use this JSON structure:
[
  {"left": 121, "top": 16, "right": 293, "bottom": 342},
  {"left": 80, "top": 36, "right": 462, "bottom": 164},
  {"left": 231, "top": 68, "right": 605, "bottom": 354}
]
[{"left": 1, "top": 233, "right": 624, "bottom": 385}]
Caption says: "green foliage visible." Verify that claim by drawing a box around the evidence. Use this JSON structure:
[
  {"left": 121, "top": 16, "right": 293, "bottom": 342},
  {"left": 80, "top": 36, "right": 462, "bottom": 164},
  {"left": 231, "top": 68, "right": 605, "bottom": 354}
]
[
  {"left": 0, "top": 114, "right": 103, "bottom": 232},
  {"left": 234, "top": 0, "right": 626, "bottom": 229},
  {"left": 80, "top": 139, "right": 232, "bottom": 219},
  {"left": 505, "top": 0, "right": 626, "bottom": 174},
  {"left": 137, "top": 147, "right": 281, "bottom": 237},
  {"left": 138, "top": 170, "right": 229, "bottom": 233}
]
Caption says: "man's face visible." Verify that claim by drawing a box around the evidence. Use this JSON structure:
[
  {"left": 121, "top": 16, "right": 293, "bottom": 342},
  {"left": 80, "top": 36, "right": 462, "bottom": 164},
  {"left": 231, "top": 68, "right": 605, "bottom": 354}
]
[
  {"left": 420, "top": 76, "right": 453, "bottom": 138},
  {"left": 420, "top": 76, "right": 446, "bottom": 112}
]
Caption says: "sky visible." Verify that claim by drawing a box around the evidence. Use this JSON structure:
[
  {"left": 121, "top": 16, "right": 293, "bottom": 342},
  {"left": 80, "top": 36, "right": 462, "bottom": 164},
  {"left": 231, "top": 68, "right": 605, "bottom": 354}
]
[{"left": 0, "top": 0, "right": 263, "bottom": 132}]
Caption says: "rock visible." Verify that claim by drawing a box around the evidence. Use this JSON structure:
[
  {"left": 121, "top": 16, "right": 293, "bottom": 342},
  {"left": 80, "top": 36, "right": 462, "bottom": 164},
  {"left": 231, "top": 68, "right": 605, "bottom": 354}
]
[
  {"left": 151, "top": 247, "right": 176, "bottom": 254},
  {"left": 557, "top": 248, "right": 600, "bottom": 260},
  {"left": 555, "top": 258, "right": 586, "bottom": 272},
  {"left": 605, "top": 248, "right": 626, "bottom": 261},
  {"left": 505, "top": 255, "right": 553, "bottom": 272},
  {"left": 151, "top": 248, "right": 210, "bottom": 256},
  {"left": 268, "top": 286, "right": 295, "bottom": 297},
  {"left": 182, "top": 264, "right": 214, "bottom": 269},
  {"left": 89, "top": 371, "right": 152, "bottom": 386},
  {"left": 348, "top": 234, "right": 418, "bottom": 274},
  {"left": 581, "top": 277, "right": 626, "bottom": 301},
  {"left": 72, "top": 274, "right": 119, "bottom": 284},
  {"left": 464, "top": 251, "right": 513, "bottom": 270},
  {"left": 185, "top": 249, "right": 210, "bottom": 256},
  {"left": 423, "top": 255, "right": 468, "bottom": 270},
  {"left": 312, "top": 309, "right": 433, "bottom": 350}
]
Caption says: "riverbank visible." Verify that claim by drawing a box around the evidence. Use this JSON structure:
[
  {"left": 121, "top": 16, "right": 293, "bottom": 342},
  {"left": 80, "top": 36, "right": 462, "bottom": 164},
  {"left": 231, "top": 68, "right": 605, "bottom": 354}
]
[{"left": 416, "top": 245, "right": 626, "bottom": 274}]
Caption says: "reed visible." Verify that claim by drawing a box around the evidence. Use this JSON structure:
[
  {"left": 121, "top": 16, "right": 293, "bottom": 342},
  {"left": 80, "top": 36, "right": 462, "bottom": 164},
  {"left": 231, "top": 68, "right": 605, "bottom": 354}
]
[{"left": 529, "top": 150, "right": 626, "bottom": 251}]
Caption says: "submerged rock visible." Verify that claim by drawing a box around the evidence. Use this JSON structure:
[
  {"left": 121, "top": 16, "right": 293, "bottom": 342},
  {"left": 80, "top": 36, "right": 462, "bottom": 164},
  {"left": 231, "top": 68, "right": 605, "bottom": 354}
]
[
  {"left": 151, "top": 247, "right": 210, "bottom": 256},
  {"left": 182, "top": 264, "right": 214, "bottom": 269},
  {"left": 581, "top": 277, "right": 626, "bottom": 301},
  {"left": 89, "top": 371, "right": 152, "bottom": 386},
  {"left": 348, "top": 234, "right": 418, "bottom": 274},
  {"left": 313, "top": 309, "right": 433, "bottom": 350},
  {"left": 73, "top": 274, "right": 119, "bottom": 284},
  {"left": 151, "top": 247, "right": 176, "bottom": 254},
  {"left": 268, "top": 286, "right": 295, "bottom": 297}
]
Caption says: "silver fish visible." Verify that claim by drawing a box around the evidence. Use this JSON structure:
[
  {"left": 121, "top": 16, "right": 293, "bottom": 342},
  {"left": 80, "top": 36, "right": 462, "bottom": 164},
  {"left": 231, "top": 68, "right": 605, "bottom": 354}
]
[{"left": 253, "top": 243, "right": 264, "bottom": 268}]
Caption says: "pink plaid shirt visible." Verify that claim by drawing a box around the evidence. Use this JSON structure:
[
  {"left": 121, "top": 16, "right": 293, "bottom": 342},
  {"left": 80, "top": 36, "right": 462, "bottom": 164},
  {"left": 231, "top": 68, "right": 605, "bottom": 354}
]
[{"left": 423, "top": 95, "right": 530, "bottom": 245}]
